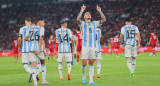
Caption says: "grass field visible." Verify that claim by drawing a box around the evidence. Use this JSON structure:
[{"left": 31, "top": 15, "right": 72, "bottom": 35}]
[{"left": 0, "top": 52, "right": 160, "bottom": 86}]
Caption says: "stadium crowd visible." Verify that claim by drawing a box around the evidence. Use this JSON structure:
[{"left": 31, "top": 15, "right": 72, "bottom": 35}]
[{"left": 0, "top": 0, "right": 159, "bottom": 50}]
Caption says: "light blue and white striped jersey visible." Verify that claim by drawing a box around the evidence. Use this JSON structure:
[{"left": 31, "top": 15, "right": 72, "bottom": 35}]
[
  {"left": 26, "top": 25, "right": 45, "bottom": 52},
  {"left": 19, "top": 26, "right": 31, "bottom": 53},
  {"left": 55, "top": 28, "right": 72, "bottom": 53},
  {"left": 121, "top": 24, "right": 139, "bottom": 47},
  {"left": 96, "top": 28, "right": 102, "bottom": 52},
  {"left": 78, "top": 21, "right": 101, "bottom": 48}
]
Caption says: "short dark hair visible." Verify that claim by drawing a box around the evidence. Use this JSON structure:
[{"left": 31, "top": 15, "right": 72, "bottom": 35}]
[
  {"left": 25, "top": 17, "right": 31, "bottom": 22},
  {"left": 37, "top": 18, "right": 44, "bottom": 23},
  {"left": 60, "top": 18, "right": 69, "bottom": 25},
  {"left": 125, "top": 18, "right": 131, "bottom": 22}
]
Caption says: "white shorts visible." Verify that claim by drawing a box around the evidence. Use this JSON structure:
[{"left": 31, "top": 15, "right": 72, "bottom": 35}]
[
  {"left": 29, "top": 52, "right": 45, "bottom": 62},
  {"left": 22, "top": 53, "right": 30, "bottom": 63},
  {"left": 125, "top": 45, "right": 137, "bottom": 58},
  {"left": 96, "top": 52, "right": 102, "bottom": 60},
  {"left": 81, "top": 46, "right": 97, "bottom": 60},
  {"left": 57, "top": 53, "right": 72, "bottom": 62}
]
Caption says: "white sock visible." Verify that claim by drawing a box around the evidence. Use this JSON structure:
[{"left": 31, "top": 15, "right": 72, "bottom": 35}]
[
  {"left": 31, "top": 67, "right": 37, "bottom": 84},
  {"left": 89, "top": 65, "right": 94, "bottom": 82},
  {"left": 41, "top": 65, "right": 46, "bottom": 81},
  {"left": 81, "top": 65, "right": 86, "bottom": 80},
  {"left": 132, "top": 59, "right": 136, "bottom": 72},
  {"left": 58, "top": 63, "right": 63, "bottom": 78},
  {"left": 36, "top": 63, "right": 41, "bottom": 76},
  {"left": 67, "top": 62, "right": 72, "bottom": 73},
  {"left": 126, "top": 59, "right": 132, "bottom": 72},
  {"left": 23, "top": 64, "right": 31, "bottom": 74},
  {"left": 97, "top": 62, "right": 101, "bottom": 75}
]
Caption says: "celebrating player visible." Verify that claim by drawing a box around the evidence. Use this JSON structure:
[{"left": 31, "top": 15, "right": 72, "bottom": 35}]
[
  {"left": 18, "top": 17, "right": 32, "bottom": 82},
  {"left": 25, "top": 18, "right": 49, "bottom": 86},
  {"left": 77, "top": 4, "right": 106, "bottom": 85},
  {"left": 148, "top": 33, "right": 159, "bottom": 56},
  {"left": 48, "top": 35, "right": 54, "bottom": 60},
  {"left": 75, "top": 29, "right": 82, "bottom": 65},
  {"left": 113, "top": 34, "right": 120, "bottom": 57},
  {"left": 13, "top": 39, "right": 18, "bottom": 62},
  {"left": 56, "top": 18, "right": 74, "bottom": 80},
  {"left": 120, "top": 18, "right": 141, "bottom": 77},
  {"left": 95, "top": 28, "right": 102, "bottom": 78}
]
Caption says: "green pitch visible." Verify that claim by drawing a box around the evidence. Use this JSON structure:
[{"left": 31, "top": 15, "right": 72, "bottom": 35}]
[{"left": 0, "top": 52, "right": 160, "bottom": 86}]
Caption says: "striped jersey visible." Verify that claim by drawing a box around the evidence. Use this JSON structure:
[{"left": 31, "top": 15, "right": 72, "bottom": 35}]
[
  {"left": 55, "top": 28, "right": 72, "bottom": 53},
  {"left": 26, "top": 25, "right": 45, "bottom": 52},
  {"left": 121, "top": 24, "right": 139, "bottom": 47},
  {"left": 96, "top": 28, "right": 102, "bottom": 52},
  {"left": 19, "top": 26, "right": 31, "bottom": 53},
  {"left": 78, "top": 21, "right": 101, "bottom": 48}
]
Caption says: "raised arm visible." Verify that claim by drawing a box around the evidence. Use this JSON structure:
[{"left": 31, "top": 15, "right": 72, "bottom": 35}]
[
  {"left": 96, "top": 5, "right": 106, "bottom": 24},
  {"left": 77, "top": 4, "right": 86, "bottom": 24}
]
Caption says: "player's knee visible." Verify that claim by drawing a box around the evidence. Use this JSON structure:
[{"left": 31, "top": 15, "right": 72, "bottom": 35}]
[{"left": 82, "top": 62, "right": 87, "bottom": 66}]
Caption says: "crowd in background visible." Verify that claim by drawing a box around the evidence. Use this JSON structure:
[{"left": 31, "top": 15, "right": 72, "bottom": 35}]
[{"left": 0, "top": 0, "right": 160, "bottom": 51}]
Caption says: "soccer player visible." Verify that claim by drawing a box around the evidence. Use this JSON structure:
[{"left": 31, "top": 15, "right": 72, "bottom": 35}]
[
  {"left": 25, "top": 18, "right": 49, "bottom": 86},
  {"left": 120, "top": 18, "right": 141, "bottom": 77},
  {"left": 109, "top": 37, "right": 114, "bottom": 56},
  {"left": 72, "top": 31, "right": 78, "bottom": 65},
  {"left": 77, "top": 4, "right": 106, "bottom": 85},
  {"left": 148, "top": 33, "right": 159, "bottom": 56},
  {"left": 75, "top": 29, "right": 82, "bottom": 65},
  {"left": 113, "top": 34, "right": 120, "bottom": 57},
  {"left": 48, "top": 35, "right": 54, "bottom": 60},
  {"left": 54, "top": 37, "right": 59, "bottom": 59},
  {"left": 95, "top": 28, "right": 102, "bottom": 78},
  {"left": 13, "top": 39, "right": 18, "bottom": 62},
  {"left": 18, "top": 17, "right": 32, "bottom": 82},
  {"left": 56, "top": 18, "right": 74, "bottom": 80}
]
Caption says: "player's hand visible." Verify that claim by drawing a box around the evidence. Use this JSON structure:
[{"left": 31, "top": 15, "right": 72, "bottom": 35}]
[
  {"left": 18, "top": 48, "right": 21, "bottom": 52},
  {"left": 120, "top": 45, "right": 124, "bottom": 50},
  {"left": 72, "top": 47, "right": 75, "bottom": 52},
  {"left": 96, "top": 4, "right": 101, "bottom": 12},
  {"left": 35, "top": 50, "right": 40, "bottom": 55},
  {"left": 44, "top": 50, "right": 47, "bottom": 56},
  {"left": 81, "top": 4, "right": 86, "bottom": 11}
]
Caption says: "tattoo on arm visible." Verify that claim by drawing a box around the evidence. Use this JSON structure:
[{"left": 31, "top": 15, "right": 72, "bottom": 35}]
[
  {"left": 99, "top": 11, "right": 106, "bottom": 24},
  {"left": 77, "top": 11, "right": 83, "bottom": 24},
  {"left": 120, "top": 34, "right": 124, "bottom": 45}
]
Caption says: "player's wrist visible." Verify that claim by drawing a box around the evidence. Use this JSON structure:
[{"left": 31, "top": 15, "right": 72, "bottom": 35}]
[{"left": 81, "top": 10, "right": 84, "bottom": 13}]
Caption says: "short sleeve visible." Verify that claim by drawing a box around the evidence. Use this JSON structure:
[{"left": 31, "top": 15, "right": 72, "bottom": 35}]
[
  {"left": 68, "top": 29, "right": 72, "bottom": 38},
  {"left": 55, "top": 30, "right": 58, "bottom": 38},
  {"left": 78, "top": 21, "right": 84, "bottom": 28},
  {"left": 19, "top": 28, "right": 23, "bottom": 37},
  {"left": 135, "top": 26, "right": 139, "bottom": 33},
  {"left": 93, "top": 21, "right": 101, "bottom": 28},
  {"left": 40, "top": 27, "right": 45, "bottom": 36},
  {"left": 121, "top": 27, "right": 125, "bottom": 35},
  {"left": 25, "top": 28, "right": 29, "bottom": 37}
]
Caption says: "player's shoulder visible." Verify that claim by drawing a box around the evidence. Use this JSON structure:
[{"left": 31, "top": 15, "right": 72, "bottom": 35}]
[{"left": 131, "top": 25, "right": 138, "bottom": 29}]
